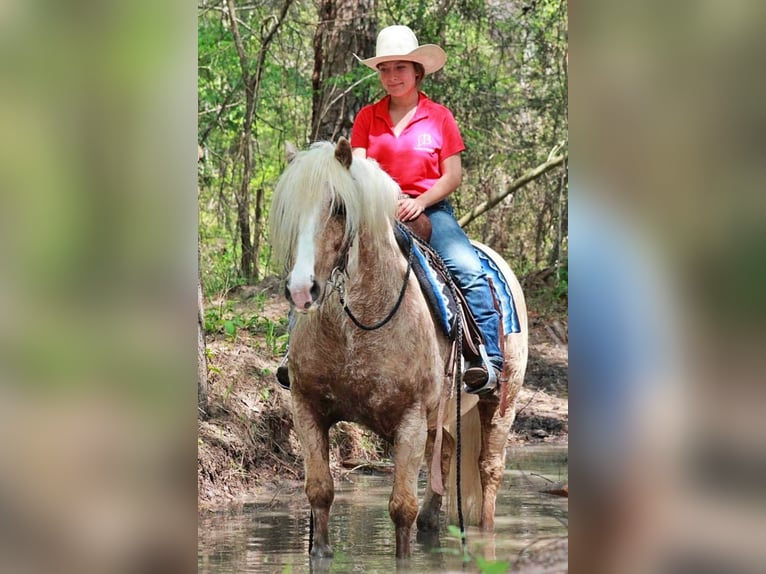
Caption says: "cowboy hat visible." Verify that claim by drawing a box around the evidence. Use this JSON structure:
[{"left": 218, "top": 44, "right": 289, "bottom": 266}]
[{"left": 357, "top": 25, "right": 446, "bottom": 75}]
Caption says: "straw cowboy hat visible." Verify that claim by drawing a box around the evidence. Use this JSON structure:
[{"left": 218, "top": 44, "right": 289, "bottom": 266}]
[{"left": 357, "top": 25, "right": 447, "bottom": 75}]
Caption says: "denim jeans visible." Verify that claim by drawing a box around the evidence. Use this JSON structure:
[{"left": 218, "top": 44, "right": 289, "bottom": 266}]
[{"left": 425, "top": 200, "right": 503, "bottom": 368}]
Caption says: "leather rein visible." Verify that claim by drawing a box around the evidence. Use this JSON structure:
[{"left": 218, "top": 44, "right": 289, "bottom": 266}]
[{"left": 326, "top": 223, "right": 414, "bottom": 331}]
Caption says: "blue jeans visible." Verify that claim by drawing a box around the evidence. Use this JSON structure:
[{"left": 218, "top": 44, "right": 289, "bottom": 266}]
[{"left": 425, "top": 200, "right": 503, "bottom": 368}]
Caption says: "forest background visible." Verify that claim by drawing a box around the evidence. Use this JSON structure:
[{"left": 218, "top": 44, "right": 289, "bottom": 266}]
[{"left": 198, "top": 0, "right": 568, "bottom": 297}]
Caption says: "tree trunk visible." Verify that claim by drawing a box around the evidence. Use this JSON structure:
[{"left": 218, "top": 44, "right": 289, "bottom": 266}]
[
  {"left": 226, "top": 0, "right": 255, "bottom": 281},
  {"left": 235, "top": 171, "right": 255, "bottom": 281},
  {"left": 548, "top": 158, "right": 568, "bottom": 270},
  {"left": 198, "top": 278, "right": 208, "bottom": 416},
  {"left": 226, "top": 0, "right": 293, "bottom": 283},
  {"left": 198, "top": 149, "right": 209, "bottom": 416},
  {"left": 311, "top": 0, "right": 376, "bottom": 142}
]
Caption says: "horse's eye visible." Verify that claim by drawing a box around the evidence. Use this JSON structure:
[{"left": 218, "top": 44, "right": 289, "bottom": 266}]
[{"left": 331, "top": 202, "right": 346, "bottom": 218}]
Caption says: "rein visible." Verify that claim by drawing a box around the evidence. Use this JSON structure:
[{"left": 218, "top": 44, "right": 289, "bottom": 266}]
[
  {"left": 329, "top": 224, "right": 414, "bottom": 332},
  {"left": 407, "top": 231, "right": 467, "bottom": 549},
  {"left": 329, "top": 225, "right": 466, "bottom": 542}
]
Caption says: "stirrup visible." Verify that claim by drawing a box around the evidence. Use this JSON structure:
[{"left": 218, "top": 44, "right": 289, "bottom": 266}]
[{"left": 462, "top": 344, "right": 499, "bottom": 395}]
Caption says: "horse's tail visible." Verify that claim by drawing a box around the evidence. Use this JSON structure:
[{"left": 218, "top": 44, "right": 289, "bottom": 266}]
[{"left": 446, "top": 404, "right": 483, "bottom": 526}]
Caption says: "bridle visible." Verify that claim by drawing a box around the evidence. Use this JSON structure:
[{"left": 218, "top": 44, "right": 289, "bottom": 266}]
[{"left": 325, "top": 222, "right": 414, "bottom": 331}]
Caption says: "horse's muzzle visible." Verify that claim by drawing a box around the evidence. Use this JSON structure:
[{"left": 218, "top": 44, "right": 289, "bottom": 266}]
[{"left": 285, "top": 276, "right": 321, "bottom": 311}]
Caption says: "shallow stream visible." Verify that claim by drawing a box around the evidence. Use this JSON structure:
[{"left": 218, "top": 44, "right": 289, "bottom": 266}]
[{"left": 198, "top": 445, "right": 567, "bottom": 573}]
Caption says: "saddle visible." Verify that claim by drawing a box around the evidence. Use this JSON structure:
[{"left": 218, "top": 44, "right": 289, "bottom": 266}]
[{"left": 394, "top": 221, "right": 495, "bottom": 366}]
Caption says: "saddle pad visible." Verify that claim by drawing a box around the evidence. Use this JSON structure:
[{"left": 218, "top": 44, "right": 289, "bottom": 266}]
[
  {"left": 393, "top": 226, "right": 521, "bottom": 338},
  {"left": 393, "top": 225, "right": 457, "bottom": 338},
  {"left": 472, "top": 241, "right": 521, "bottom": 334}
]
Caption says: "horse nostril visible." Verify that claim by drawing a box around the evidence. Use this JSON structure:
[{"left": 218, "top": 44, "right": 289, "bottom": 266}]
[
  {"left": 310, "top": 279, "right": 321, "bottom": 301},
  {"left": 303, "top": 301, "right": 311, "bottom": 309}
]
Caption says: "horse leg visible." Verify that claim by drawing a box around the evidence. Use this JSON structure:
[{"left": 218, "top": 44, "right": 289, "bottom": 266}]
[
  {"left": 476, "top": 398, "right": 509, "bottom": 530},
  {"left": 477, "top": 335, "right": 526, "bottom": 529},
  {"left": 292, "top": 399, "right": 334, "bottom": 557},
  {"left": 477, "top": 362, "right": 523, "bottom": 529},
  {"left": 390, "top": 406, "right": 428, "bottom": 558},
  {"left": 417, "top": 429, "right": 455, "bottom": 532}
]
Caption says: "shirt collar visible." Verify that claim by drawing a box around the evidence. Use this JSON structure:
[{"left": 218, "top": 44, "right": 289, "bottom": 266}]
[{"left": 374, "top": 92, "right": 432, "bottom": 123}]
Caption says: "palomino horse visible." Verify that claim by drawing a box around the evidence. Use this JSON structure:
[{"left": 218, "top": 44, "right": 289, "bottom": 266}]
[{"left": 269, "top": 138, "right": 527, "bottom": 559}]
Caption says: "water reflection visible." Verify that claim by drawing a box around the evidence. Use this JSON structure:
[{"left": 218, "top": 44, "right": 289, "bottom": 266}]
[{"left": 198, "top": 445, "right": 567, "bottom": 573}]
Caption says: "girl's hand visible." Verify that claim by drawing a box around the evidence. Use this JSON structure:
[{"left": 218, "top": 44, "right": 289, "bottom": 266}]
[{"left": 397, "top": 196, "right": 425, "bottom": 221}]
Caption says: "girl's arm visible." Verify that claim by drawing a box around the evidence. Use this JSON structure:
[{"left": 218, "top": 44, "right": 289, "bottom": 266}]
[{"left": 398, "top": 153, "right": 462, "bottom": 221}]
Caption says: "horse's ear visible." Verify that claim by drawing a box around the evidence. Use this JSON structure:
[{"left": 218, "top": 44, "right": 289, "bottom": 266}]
[
  {"left": 285, "top": 141, "right": 298, "bottom": 163},
  {"left": 335, "top": 137, "right": 352, "bottom": 170}
]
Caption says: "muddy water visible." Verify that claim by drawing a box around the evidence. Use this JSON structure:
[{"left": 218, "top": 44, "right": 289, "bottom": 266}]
[{"left": 198, "top": 445, "right": 567, "bottom": 573}]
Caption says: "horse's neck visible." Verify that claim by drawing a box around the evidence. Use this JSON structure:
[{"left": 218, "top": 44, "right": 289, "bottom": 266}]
[{"left": 347, "top": 231, "right": 403, "bottom": 298}]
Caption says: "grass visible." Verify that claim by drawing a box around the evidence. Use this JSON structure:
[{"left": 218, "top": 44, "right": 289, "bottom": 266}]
[{"left": 204, "top": 303, "right": 288, "bottom": 353}]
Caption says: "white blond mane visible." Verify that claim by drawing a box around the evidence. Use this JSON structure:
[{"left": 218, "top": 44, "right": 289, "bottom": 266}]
[{"left": 269, "top": 141, "right": 399, "bottom": 268}]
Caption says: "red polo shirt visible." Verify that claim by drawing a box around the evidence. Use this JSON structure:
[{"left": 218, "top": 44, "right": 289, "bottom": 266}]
[{"left": 351, "top": 92, "right": 465, "bottom": 197}]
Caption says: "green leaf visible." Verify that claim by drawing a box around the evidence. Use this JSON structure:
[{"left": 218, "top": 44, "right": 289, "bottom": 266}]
[
  {"left": 446, "top": 524, "right": 465, "bottom": 540},
  {"left": 476, "top": 556, "right": 511, "bottom": 574},
  {"left": 223, "top": 320, "right": 236, "bottom": 336}
]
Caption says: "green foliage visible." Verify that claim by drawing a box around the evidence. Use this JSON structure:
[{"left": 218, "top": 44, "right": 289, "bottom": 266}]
[
  {"left": 204, "top": 301, "right": 288, "bottom": 352},
  {"left": 199, "top": 234, "right": 244, "bottom": 297},
  {"left": 198, "top": 0, "right": 568, "bottom": 286},
  {"left": 439, "top": 524, "right": 511, "bottom": 573},
  {"left": 527, "top": 261, "right": 568, "bottom": 317},
  {"left": 554, "top": 264, "right": 569, "bottom": 301},
  {"left": 323, "top": 549, "right": 350, "bottom": 572},
  {"left": 475, "top": 556, "right": 512, "bottom": 574}
]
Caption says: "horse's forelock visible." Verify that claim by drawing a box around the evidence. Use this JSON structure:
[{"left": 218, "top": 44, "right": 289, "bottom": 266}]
[
  {"left": 347, "top": 156, "right": 399, "bottom": 236},
  {"left": 269, "top": 142, "right": 398, "bottom": 268},
  {"left": 270, "top": 143, "right": 331, "bottom": 267}
]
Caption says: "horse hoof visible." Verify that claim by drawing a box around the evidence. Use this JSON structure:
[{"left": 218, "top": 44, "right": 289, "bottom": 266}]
[
  {"left": 310, "top": 546, "right": 334, "bottom": 559},
  {"left": 416, "top": 512, "right": 439, "bottom": 532},
  {"left": 416, "top": 528, "right": 440, "bottom": 550}
]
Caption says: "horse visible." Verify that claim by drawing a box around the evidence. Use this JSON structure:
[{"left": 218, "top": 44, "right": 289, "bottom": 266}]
[{"left": 268, "top": 138, "right": 528, "bottom": 559}]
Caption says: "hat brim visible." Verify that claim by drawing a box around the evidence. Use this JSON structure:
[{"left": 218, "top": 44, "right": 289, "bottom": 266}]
[{"left": 358, "top": 44, "right": 447, "bottom": 75}]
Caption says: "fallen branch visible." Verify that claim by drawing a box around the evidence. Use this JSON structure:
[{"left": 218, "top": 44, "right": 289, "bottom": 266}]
[{"left": 458, "top": 150, "right": 568, "bottom": 227}]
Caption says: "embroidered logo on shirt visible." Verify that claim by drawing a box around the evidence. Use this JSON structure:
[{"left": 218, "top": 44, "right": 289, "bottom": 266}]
[{"left": 414, "top": 133, "right": 435, "bottom": 152}]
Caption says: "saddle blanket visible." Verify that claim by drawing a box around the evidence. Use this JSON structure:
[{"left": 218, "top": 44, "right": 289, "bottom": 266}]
[{"left": 393, "top": 225, "right": 520, "bottom": 339}]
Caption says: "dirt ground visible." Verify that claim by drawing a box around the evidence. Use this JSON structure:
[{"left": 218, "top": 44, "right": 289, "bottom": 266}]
[{"left": 197, "top": 278, "right": 568, "bottom": 511}]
